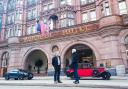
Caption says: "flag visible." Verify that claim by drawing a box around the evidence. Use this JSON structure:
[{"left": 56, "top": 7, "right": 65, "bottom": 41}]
[
  {"left": 40, "top": 21, "right": 46, "bottom": 36},
  {"left": 36, "top": 20, "right": 41, "bottom": 33}
]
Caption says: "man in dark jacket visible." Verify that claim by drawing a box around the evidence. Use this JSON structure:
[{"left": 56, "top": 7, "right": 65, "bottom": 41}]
[
  {"left": 71, "top": 48, "right": 79, "bottom": 84},
  {"left": 52, "top": 52, "right": 62, "bottom": 84}
]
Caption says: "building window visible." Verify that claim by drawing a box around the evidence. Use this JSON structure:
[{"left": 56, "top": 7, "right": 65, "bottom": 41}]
[
  {"left": 27, "top": 9, "right": 37, "bottom": 20},
  {"left": 1, "top": 52, "right": 9, "bottom": 67},
  {"left": 5, "top": 27, "right": 15, "bottom": 38},
  {"left": 118, "top": 0, "right": 127, "bottom": 15},
  {"left": 0, "top": 3, "right": 3, "bottom": 12},
  {"left": 60, "top": 0, "right": 72, "bottom": 5},
  {"left": 0, "top": 17, "right": 2, "bottom": 31},
  {"left": 90, "top": 10, "right": 96, "bottom": 21},
  {"left": 101, "top": 2, "right": 110, "bottom": 16},
  {"left": 27, "top": 24, "right": 37, "bottom": 35},
  {"left": 82, "top": 13, "right": 89, "bottom": 23},
  {"left": 6, "top": 14, "right": 15, "bottom": 24},
  {"left": 81, "top": 0, "right": 95, "bottom": 5},
  {"left": 42, "top": 17, "right": 47, "bottom": 24},
  {"left": 82, "top": 11, "right": 96, "bottom": 23},
  {"left": 15, "top": 25, "right": 22, "bottom": 36},
  {"left": 43, "top": 0, "right": 54, "bottom": 11},
  {"left": 60, "top": 12, "right": 75, "bottom": 27},
  {"left": 125, "top": 35, "right": 128, "bottom": 44},
  {"left": 16, "top": 0, "right": 23, "bottom": 6},
  {"left": 16, "top": 10, "right": 22, "bottom": 20},
  {"left": 7, "top": 0, "right": 15, "bottom": 11},
  {"left": 27, "top": 0, "right": 37, "bottom": 6}
]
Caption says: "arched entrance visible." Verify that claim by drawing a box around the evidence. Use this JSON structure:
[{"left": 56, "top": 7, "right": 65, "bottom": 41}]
[
  {"left": 24, "top": 50, "right": 48, "bottom": 76},
  {"left": 0, "top": 52, "right": 9, "bottom": 77},
  {"left": 63, "top": 44, "right": 96, "bottom": 71}
]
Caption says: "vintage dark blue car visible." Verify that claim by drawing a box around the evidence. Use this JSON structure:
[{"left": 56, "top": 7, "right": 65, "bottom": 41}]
[{"left": 4, "top": 69, "right": 33, "bottom": 80}]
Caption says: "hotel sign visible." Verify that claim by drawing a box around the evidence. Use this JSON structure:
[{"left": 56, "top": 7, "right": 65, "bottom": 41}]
[{"left": 20, "top": 23, "right": 99, "bottom": 43}]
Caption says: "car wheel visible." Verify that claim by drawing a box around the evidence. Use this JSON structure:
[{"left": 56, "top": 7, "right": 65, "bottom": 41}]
[
  {"left": 92, "top": 69, "right": 99, "bottom": 77},
  {"left": 28, "top": 77, "right": 32, "bottom": 80},
  {"left": 102, "top": 72, "right": 110, "bottom": 80},
  {"left": 5, "top": 76, "right": 9, "bottom": 80},
  {"left": 14, "top": 78, "right": 18, "bottom": 80}
]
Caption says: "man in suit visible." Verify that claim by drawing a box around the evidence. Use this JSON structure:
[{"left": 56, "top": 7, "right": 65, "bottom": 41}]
[
  {"left": 71, "top": 48, "right": 79, "bottom": 84},
  {"left": 52, "top": 52, "right": 62, "bottom": 84}
]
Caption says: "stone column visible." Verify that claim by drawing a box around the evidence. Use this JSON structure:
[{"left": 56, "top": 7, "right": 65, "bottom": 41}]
[
  {"left": 96, "top": 1, "right": 102, "bottom": 20},
  {"left": 47, "top": 54, "right": 54, "bottom": 76},
  {"left": 7, "top": 37, "right": 23, "bottom": 71},
  {"left": 125, "top": 0, "right": 128, "bottom": 11},
  {"left": 99, "top": 26, "right": 123, "bottom": 68},
  {"left": 75, "top": 0, "right": 81, "bottom": 24},
  {"left": 109, "top": 0, "right": 119, "bottom": 15}
]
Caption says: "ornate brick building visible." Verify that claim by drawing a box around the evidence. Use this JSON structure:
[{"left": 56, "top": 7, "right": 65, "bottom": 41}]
[{"left": 0, "top": 0, "right": 128, "bottom": 76}]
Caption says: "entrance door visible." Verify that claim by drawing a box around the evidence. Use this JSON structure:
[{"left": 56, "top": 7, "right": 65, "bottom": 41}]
[
  {"left": 64, "top": 44, "right": 96, "bottom": 71},
  {"left": 24, "top": 50, "right": 48, "bottom": 76}
]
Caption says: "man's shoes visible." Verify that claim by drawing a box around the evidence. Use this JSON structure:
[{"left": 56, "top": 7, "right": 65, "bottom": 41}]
[
  {"left": 73, "top": 81, "right": 79, "bottom": 84},
  {"left": 58, "top": 81, "right": 62, "bottom": 83},
  {"left": 54, "top": 81, "right": 58, "bottom": 84}
]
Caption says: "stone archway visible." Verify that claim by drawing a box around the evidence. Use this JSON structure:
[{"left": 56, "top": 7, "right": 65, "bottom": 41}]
[
  {"left": 63, "top": 44, "right": 96, "bottom": 71},
  {"left": 24, "top": 50, "right": 48, "bottom": 76},
  {"left": 61, "top": 40, "right": 101, "bottom": 72}
]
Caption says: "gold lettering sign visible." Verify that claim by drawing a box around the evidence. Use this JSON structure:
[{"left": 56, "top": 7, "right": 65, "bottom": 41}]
[{"left": 20, "top": 23, "right": 99, "bottom": 43}]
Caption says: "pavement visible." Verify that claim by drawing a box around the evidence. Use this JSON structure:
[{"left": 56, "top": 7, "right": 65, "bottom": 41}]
[{"left": 0, "top": 76, "right": 128, "bottom": 89}]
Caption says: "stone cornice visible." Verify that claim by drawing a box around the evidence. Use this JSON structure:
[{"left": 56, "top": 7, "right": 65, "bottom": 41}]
[
  {"left": 99, "top": 26, "right": 123, "bottom": 38},
  {"left": 19, "top": 21, "right": 99, "bottom": 43}
]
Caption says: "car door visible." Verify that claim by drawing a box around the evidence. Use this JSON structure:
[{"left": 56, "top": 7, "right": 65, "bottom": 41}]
[{"left": 9, "top": 70, "right": 19, "bottom": 78}]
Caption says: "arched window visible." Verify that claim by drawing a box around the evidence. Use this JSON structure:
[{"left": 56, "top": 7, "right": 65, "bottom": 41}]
[{"left": 1, "top": 52, "right": 9, "bottom": 67}]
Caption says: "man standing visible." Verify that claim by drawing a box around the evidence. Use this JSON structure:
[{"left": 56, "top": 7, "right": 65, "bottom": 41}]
[
  {"left": 71, "top": 48, "right": 79, "bottom": 84},
  {"left": 52, "top": 52, "right": 62, "bottom": 84}
]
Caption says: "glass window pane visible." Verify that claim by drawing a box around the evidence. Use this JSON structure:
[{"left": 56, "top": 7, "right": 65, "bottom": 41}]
[
  {"left": 43, "top": 5, "right": 48, "bottom": 11},
  {"left": 48, "top": 3, "right": 54, "bottom": 9},
  {"left": 119, "top": 1, "right": 127, "bottom": 14},
  {"left": 82, "top": 13, "right": 88, "bottom": 23},
  {"left": 60, "top": 0, "right": 66, "bottom": 5},
  {"left": 67, "top": 0, "right": 72, "bottom": 5},
  {"left": 105, "top": 8, "right": 110, "bottom": 16},
  {"left": 90, "top": 11, "right": 96, "bottom": 21}
]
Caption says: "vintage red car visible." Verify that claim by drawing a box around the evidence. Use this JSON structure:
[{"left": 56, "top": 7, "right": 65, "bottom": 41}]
[{"left": 66, "top": 63, "right": 111, "bottom": 80}]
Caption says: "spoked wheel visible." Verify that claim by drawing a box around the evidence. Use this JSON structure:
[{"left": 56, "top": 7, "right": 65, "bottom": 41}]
[{"left": 102, "top": 72, "right": 111, "bottom": 80}]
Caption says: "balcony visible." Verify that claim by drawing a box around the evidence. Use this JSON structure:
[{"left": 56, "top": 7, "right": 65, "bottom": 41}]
[{"left": 99, "top": 15, "right": 123, "bottom": 28}]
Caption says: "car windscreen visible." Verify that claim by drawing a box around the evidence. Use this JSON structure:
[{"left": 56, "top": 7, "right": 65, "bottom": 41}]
[{"left": 9, "top": 70, "right": 19, "bottom": 73}]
